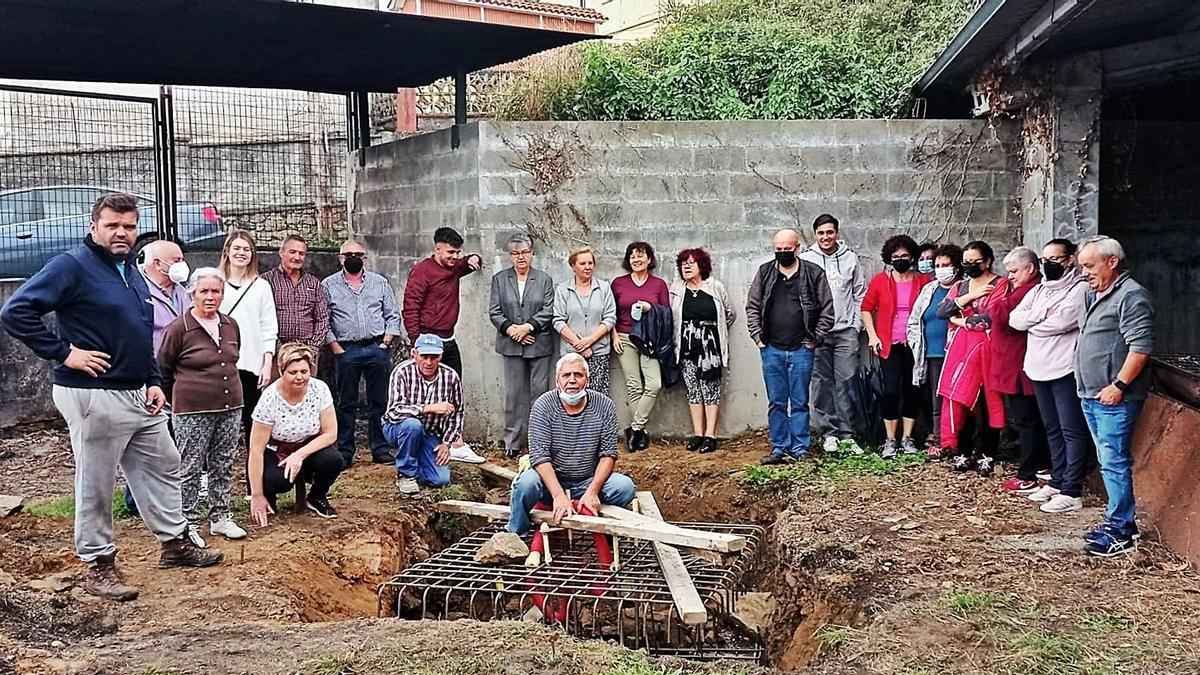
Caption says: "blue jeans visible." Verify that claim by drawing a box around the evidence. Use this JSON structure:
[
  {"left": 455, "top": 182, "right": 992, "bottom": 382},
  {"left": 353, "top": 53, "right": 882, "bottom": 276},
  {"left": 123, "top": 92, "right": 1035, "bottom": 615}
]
[
  {"left": 761, "top": 345, "right": 815, "bottom": 456},
  {"left": 383, "top": 418, "right": 450, "bottom": 488},
  {"left": 334, "top": 342, "right": 392, "bottom": 466},
  {"left": 1034, "top": 375, "right": 1092, "bottom": 497},
  {"left": 1081, "top": 398, "right": 1144, "bottom": 531},
  {"left": 506, "top": 468, "right": 636, "bottom": 535}
]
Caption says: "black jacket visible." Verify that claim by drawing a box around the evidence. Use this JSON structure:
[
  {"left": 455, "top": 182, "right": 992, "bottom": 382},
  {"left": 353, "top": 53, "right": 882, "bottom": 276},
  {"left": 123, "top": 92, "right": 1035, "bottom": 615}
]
[
  {"left": 629, "top": 304, "right": 681, "bottom": 387},
  {"left": 745, "top": 259, "right": 835, "bottom": 346}
]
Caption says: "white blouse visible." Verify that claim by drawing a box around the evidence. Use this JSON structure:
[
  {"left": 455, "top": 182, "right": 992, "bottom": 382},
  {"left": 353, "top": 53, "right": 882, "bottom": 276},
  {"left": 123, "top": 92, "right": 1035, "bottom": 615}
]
[
  {"left": 221, "top": 277, "right": 279, "bottom": 374},
  {"left": 251, "top": 379, "right": 333, "bottom": 443}
]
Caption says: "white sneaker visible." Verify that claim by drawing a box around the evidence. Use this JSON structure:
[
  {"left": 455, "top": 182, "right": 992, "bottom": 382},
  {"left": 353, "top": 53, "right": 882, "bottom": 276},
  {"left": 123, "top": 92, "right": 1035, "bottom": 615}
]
[
  {"left": 198, "top": 472, "right": 209, "bottom": 501},
  {"left": 822, "top": 437, "right": 839, "bottom": 453},
  {"left": 186, "top": 524, "right": 206, "bottom": 548},
  {"left": 449, "top": 443, "right": 486, "bottom": 464},
  {"left": 1036, "top": 469, "right": 1052, "bottom": 482},
  {"left": 1040, "top": 494, "right": 1083, "bottom": 514},
  {"left": 210, "top": 518, "right": 247, "bottom": 540},
  {"left": 1027, "top": 485, "right": 1061, "bottom": 503},
  {"left": 395, "top": 475, "right": 420, "bottom": 496},
  {"left": 840, "top": 438, "right": 866, "bottom": 456}
]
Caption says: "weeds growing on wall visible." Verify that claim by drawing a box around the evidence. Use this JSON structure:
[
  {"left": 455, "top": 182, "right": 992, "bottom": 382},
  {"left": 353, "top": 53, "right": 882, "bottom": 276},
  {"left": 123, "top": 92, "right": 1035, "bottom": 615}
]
[{"left": 496, "top": 0, "right": 978, "bottom": 121}]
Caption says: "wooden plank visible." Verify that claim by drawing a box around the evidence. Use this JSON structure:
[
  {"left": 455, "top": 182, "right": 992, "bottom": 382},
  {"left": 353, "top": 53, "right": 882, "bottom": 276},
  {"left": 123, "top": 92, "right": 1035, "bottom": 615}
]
[
  {"left": 478, "top": 462, "right": 519, "bottom": 484},
  {"left": 437, "top": 500, "right": 746, "bottom": 553},
  {"left": 632, "top": 492, "right": 708, "bottom": 625},
  {"left": 599, "top": 505, "right": 738, "bottom": 565}
]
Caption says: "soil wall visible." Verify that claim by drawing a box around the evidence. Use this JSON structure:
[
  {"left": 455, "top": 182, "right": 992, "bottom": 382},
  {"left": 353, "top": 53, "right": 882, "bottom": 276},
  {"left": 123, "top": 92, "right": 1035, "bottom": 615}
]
[{"left": 1132, "top": 392, "right": 1200, "bottom": 567}]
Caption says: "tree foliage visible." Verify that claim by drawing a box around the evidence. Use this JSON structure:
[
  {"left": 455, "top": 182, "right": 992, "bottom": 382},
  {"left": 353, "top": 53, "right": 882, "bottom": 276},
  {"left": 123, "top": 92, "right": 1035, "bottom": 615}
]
[{"left": 496, "top": 0, "right": 977, "bottom": 121}]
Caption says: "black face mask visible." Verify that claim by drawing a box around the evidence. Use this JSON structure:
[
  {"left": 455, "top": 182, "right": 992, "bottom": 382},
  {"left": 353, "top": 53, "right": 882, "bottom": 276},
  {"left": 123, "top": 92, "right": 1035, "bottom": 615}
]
[
  {"left": 891, "top": 258, "right": 913, "bottom": 273},
  {"left": 963, "top": 262, "right": 986, "bottom": 279},
  {"left": 342, "top": 255, "right": 364, "bottom": 274},
  {"left": 1042, "top": 261, "right": 1066, "bottom": 281},
  {"left": 775, "top": 250, "right": 797, "bottom": 267}
]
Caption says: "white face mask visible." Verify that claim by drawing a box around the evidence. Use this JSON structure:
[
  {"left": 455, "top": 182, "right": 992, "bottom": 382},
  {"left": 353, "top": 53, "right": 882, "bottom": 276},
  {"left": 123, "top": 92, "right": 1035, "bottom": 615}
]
[
  {"left": 559, "top": 389, "right": 586, "bottom": 406},
  {"left": 934, "top": 267, "right": 956, "bottom": 285},
  {"left": 167, "top": 260, "right": 191, "bottom": 285}
]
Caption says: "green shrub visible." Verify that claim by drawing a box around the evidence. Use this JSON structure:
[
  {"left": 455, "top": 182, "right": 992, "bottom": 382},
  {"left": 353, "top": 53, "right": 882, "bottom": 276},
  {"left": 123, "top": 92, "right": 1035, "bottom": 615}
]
[{"left": 497, "top": 0, "right": 977, "bottom": 121}]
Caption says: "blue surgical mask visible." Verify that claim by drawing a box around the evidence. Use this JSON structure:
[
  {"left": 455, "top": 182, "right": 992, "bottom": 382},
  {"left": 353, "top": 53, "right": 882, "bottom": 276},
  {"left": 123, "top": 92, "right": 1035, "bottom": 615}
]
[
  {"left": 559, "top": 389, "right": 587, "bottom": 406},
  {"left": 918, "top": 260, "right": 934, "bottom": 274}
]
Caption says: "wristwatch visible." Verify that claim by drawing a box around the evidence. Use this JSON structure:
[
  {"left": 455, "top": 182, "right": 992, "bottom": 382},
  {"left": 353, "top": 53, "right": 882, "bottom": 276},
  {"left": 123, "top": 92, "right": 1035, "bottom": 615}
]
[{"left": 1112, "top": 378, "right": 1129, "bottom": 392}]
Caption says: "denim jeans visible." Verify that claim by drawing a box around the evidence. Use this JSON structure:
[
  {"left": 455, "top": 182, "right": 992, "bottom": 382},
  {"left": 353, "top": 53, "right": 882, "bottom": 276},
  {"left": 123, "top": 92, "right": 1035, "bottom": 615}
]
[
  {"left": 506, "top": 468, "right": 636, "bottom": 535},
  {"left": 1081, "top": 398, "right": 1144, "bottom": 531},
  {"left": 760, "top": 345, "right": 815, "bottom": 456},
  {"left": 334, "top": 342, "right": 392, "bottom": 466},
  {"left": 383, "top": 418, "right": 450, "bottom": 487},
  {"left": 1034, "top": 375, "right": 1092, "bottom": 497}
]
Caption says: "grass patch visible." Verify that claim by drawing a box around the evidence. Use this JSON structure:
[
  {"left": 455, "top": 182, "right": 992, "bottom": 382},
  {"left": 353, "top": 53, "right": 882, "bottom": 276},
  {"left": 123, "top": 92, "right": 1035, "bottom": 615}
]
[
  {"left": 742, "top": 447, "right": 925, "bottom": 490},
  {"left": 940, "top": 589, "right": 1003, "bottom": 616},
  {"left": 303, "top": 652, "right": 356, "bottom": 675},
  {"left": 137, "top": 667, "right": 182, "bottom": 675},
  {"left": 814, "top": 623, "right": 854, "bottom": 649},
  {"left": 26, "top": 491, "right": 135, "bottom": 520}
]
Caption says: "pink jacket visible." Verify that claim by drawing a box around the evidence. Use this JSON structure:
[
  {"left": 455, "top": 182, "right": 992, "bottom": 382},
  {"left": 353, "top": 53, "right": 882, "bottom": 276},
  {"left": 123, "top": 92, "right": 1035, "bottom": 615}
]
[
  {"left": 1008, "top": 269, "right": 1089, "bottom": 382},
  {"left": 937, "top": 279, "right": 1006, "bottom": 429}
]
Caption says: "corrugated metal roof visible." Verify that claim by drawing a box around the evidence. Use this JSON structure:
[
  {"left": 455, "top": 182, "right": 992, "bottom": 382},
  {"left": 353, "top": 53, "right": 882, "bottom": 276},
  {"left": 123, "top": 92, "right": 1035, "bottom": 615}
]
[
  {"left": 0, "top": 0, "right": 600, "bottom": 93},
  {"left": 917, "top": 0, "right": 1200, "bottom": 94}
]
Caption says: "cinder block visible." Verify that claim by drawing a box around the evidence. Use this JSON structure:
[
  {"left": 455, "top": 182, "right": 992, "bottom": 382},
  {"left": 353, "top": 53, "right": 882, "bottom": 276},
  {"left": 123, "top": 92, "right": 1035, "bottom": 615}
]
[
  {"left": 835, "top": 173, "right": 886, "bottom": 200},
  {"left": 689, "top": 202, "right": 745, "bottom": 229},
  {"left": 730, "top": 172, "right": 835, "bottom": 200},
  {"left": 796, "top": 145, "right": 856, "bottom": 172},
  {"left": 887, "top": 172, "right": 941, "bottom": 200},
  {"left": 693, "top": 147, "right": 747, "bottom": 173},
  {"left": 777, "top": 120, "right": 839, "bottom": 147},
  {"left": 620, "top": 175, "right": 680, "bottom": 202},
  {"left": 835, "top": 119, "right": 893, "bottom": 146},
  {"left": 848, "top": 200, "right": 901, "bottom": 226},
  {"left": 745, "top": 146, "right": 804, "bottom": 174},
  {"left": 676, "top": 175, "right": 731, "bottom": 202}
]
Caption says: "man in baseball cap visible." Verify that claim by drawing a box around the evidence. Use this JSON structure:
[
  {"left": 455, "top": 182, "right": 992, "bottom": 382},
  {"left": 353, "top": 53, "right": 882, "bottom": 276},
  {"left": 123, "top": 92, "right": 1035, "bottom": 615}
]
[{"left": 381, "top": 334, "right": 484, "bottom": 496}]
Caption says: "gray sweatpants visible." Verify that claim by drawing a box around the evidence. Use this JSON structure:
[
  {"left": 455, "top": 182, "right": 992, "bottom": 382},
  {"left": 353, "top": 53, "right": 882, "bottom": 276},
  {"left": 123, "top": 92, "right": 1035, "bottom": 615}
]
[
  {"left": 809, "top": 327, "right": 859, "bottom": 439},
  {"left": 53, "top": 385, "right": 188, "bottom": 563},
  {"left": 502, "top": 354, "right": 553, "bottom": 453}
]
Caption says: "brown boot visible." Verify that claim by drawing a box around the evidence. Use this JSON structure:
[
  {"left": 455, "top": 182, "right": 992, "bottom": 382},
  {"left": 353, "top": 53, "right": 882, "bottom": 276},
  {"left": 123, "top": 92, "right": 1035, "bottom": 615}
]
[
  {"left": 159, "top": 534, "right": 224, "bottom": 569},
  {"left": 83, "top": 553, "right": 139, "bottom": 601}
]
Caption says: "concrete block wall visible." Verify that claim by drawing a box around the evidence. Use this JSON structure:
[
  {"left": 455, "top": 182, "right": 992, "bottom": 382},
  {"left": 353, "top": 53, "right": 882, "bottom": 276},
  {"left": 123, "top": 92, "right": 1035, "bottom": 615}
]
[
  {"left": 0, "top": 280, "right": 56, "bottom": 428},
  {"left": 351, "top": 119, "right": 1021, "bottom": 443}
]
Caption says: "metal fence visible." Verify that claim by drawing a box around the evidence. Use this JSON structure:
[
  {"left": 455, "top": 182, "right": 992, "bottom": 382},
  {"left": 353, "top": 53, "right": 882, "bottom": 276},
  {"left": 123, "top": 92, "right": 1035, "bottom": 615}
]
[{"left": 0, "top": 83, "right": 349, "bottom": 279}]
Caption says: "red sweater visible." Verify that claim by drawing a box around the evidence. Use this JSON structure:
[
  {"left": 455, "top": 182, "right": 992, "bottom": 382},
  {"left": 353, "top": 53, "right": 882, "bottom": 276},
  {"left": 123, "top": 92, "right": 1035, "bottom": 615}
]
[
  {"left": 402, "top": 256, "right": 477, "bottom": 342},
  {"left": 861, "top": 271, "right": 930, "bottom": 359},
  {"left": 987, "top": 275, "right": 1041, "bottom": 395}
]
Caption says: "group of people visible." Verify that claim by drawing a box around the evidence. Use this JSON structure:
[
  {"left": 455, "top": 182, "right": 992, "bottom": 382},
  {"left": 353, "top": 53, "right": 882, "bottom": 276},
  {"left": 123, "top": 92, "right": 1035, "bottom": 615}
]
[{"left": 0, "top": 193, "right": 1157, "bottom": 603}]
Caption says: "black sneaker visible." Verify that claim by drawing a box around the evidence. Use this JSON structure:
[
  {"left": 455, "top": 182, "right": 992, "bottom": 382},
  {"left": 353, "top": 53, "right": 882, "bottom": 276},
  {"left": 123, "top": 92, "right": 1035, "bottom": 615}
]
[
  {"left": 698, "top": 437, "right": 718, "bottom": 454},
  {"left": 629, "top": 429, "right": 649, "bottom": 453},
  {"left": 684, "top": 436, "right": 702, "bottom": 452},
  {"left": 306, "top": 495, "right": 338, "bottom": 519},
  {"left": 761, "top": 451, "right": 799, "bottom": 465},
  {"left": 951, "top": 454, "right": 975, "bottom": 472},
  {"left": 975, "top": 455, "right": 995, "bottom": 477},
  {"left": 1084, "top": 531, "right": 1136, "bottom": 558}
]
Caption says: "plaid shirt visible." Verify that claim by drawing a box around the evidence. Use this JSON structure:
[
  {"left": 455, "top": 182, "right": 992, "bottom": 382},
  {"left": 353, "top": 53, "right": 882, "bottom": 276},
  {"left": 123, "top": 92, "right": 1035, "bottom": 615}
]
[
  {"left": 262, "top": 266, "right": 330, "bottom": 349},
  {"left": 382, "top": 359, "right": 464, "bottom": 443}
]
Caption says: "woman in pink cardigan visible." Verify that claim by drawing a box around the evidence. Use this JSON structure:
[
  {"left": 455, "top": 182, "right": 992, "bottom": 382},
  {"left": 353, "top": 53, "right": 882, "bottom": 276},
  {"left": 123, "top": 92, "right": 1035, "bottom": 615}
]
[{"left": 934, "top": 241, "right": 1006, "bottom": 476}]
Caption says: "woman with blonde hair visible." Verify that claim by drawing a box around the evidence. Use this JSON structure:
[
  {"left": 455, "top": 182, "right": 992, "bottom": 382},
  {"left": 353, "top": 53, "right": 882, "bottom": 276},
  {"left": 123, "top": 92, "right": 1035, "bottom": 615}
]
[
  {"left": 553, "top": 246, "right": 617, "bottom": 397},
  {"left": 247, "top": 343, "right": 342, "bottom": 524},
  {"left": 218, "top": 230, "right": 278, "bottom": 443}
]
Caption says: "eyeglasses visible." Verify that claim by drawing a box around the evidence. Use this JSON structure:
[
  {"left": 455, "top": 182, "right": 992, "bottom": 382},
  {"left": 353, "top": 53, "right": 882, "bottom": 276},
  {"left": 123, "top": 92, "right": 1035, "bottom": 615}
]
[
  {"left": 509, "top": 249, "right": 532, "bottom": 258},
  {"left": 340, "top": 252, "right": 366, "bottom": 259},
  {"left": 1042, "top": 255, "right": 1069, "bottom": 264},
  {"left": 891, "top": 255, "right": 912, "bottom": 262}
]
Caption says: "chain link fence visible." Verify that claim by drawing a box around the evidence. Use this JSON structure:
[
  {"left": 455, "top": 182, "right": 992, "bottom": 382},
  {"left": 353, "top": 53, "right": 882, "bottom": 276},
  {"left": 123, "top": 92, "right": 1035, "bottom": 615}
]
[{"left": 0, "top": 84, "right": 349, "bottom": 278}]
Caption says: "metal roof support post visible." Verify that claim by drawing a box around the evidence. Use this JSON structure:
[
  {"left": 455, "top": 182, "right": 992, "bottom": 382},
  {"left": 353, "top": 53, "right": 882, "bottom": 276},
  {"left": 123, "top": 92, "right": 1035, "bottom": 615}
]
[
  {"left": 352, "top": 91, "right": 371, "bottom": 167},
  {"left": 452, "top": 66, "right": 467, "bottom": 150},
  {"left": 155, "top": 86, "right": 179, "bottom": 242}
]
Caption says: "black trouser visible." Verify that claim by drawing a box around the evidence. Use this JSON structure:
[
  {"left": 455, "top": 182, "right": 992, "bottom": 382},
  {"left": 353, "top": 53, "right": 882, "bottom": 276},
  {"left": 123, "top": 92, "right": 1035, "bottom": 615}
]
[
  {"left": 239, "top": 369, "right": 262, "bottom": 446},
  {"left": 1034, "top": 375, "right": 1093, "bottom": 497},
  {"left": 261, "top": 446, "right": 343, "bottom": 503},
  {"left": 1004, "top": 392, "right": 1050, "bottom": 481},
  {"left": 441, "top": 340, "right": 463, "bottom": 376},
  {"left": 880, "top": 344, "right": 921, "bottom": 421},
  {"left": 926, "top": 357, "right": 945, "bottom": 442}
]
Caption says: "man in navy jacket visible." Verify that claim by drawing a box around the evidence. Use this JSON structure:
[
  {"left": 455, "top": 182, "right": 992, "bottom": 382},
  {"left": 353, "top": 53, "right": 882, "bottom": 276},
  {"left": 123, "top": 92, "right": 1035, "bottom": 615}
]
[{"left": 1, "top": 193, "right": 222, "bottom": 601}]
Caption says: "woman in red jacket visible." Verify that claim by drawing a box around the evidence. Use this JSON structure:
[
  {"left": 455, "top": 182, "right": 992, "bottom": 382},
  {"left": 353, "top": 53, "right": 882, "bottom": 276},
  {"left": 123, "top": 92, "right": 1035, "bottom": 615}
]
[
  {"left": 861, "top": 235, "right": 931, "bottom": 459},
  {"left": 935, "top": 241, "right": 1006, "bottom": 476}
]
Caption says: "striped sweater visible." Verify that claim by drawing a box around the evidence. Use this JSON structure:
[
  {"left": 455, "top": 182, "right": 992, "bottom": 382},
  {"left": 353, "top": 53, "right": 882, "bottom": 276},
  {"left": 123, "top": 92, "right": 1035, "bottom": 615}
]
[{"left": 528, "top": 389, "right": 619, "bottom": 482}]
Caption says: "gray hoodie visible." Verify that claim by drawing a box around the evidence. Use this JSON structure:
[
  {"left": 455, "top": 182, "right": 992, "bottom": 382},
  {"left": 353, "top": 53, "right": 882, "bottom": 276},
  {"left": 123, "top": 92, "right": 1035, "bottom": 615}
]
[{"left": 799, "top": 240, "right": 866, "bottom": 332}]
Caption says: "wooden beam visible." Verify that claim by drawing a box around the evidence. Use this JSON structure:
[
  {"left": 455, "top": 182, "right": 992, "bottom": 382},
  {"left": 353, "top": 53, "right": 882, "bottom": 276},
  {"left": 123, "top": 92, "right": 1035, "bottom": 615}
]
[
  {"left": 632, "top": 492, "right": 708, "bottom": 625},
  {"left": 478, "top": 462, "right": 518, "bottom": 484},
  {"left": 601, "top": 505, "right": 739, "bottom": 566},
  {"left": 437, "top": 500, "right": 746, "bottom": 553}
]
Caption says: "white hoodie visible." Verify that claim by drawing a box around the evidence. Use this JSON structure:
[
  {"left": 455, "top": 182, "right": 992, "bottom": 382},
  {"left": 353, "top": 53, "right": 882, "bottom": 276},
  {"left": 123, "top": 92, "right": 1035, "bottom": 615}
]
[{"left": 799, "top": 240, "right": 866, "bottom": 332}]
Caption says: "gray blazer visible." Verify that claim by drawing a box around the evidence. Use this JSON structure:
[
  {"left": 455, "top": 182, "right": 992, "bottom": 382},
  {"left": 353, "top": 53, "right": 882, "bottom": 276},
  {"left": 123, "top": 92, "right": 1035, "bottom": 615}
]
[{"left": 489, "top": 267, "right": 556, "bottom": 358}]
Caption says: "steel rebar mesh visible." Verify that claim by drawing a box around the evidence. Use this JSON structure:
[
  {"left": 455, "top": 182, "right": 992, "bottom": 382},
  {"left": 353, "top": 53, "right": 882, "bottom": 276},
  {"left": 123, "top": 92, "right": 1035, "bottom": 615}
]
[{"left": 380, "top": 521, "right": 765, "bottom": 662}]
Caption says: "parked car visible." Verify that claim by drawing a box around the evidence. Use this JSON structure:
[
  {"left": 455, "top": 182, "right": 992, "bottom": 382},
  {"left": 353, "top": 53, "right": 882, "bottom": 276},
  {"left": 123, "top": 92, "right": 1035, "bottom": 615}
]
[{"left": 0, "top": 185, "right": 225, "bottom": 279}]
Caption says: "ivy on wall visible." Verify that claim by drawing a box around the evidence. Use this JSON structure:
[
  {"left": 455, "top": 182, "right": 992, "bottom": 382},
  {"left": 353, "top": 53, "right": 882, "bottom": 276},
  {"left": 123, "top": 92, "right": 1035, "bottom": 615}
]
[{"left": 496, "top": 0, "right": 979, "bottom": 121}]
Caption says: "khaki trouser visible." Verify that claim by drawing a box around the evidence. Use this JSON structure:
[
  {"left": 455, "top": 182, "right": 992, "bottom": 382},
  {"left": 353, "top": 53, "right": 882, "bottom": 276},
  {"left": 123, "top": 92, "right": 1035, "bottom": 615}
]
[
  {"left": 53, "top": 385, "right": 188, "bottom": 563},
  {"left": 616, "top": 333, "right": 662, "bottom": 431}
]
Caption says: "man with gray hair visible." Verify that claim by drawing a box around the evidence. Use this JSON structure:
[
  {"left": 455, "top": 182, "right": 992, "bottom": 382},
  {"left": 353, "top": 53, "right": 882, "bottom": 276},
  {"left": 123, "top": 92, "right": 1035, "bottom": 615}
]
[
  {"left": 489, "top": 233, "right": 556, "bottom": 459},
  {"left": 323, "top": 239, "right": 402, "bottom": 467},
  {"left": 506, "top": 353, "right": 636, "bottom": 535},
  {"left": 1075, "top": 235, "right": 1154, "bottom": 557}
]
